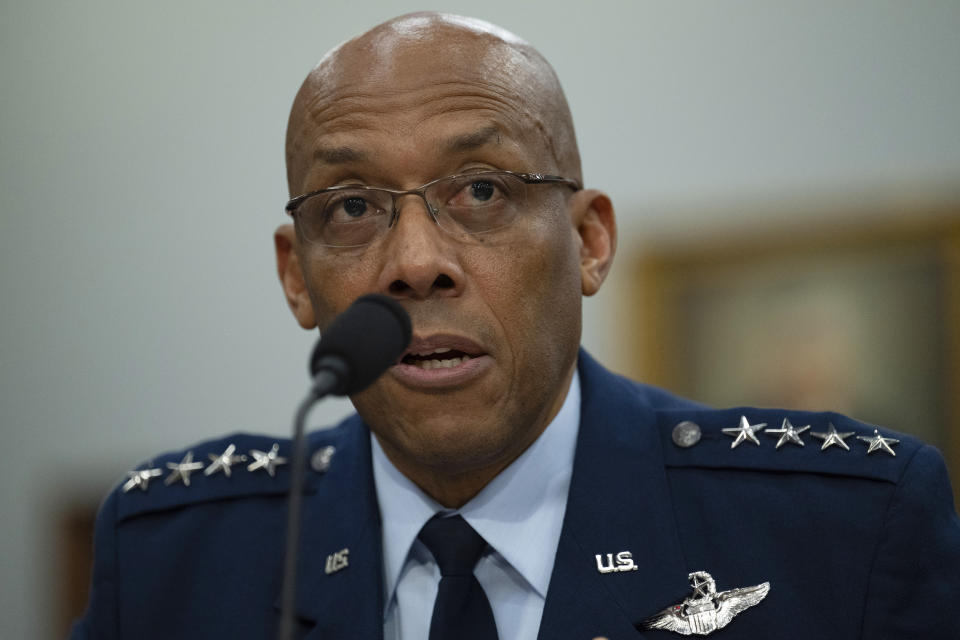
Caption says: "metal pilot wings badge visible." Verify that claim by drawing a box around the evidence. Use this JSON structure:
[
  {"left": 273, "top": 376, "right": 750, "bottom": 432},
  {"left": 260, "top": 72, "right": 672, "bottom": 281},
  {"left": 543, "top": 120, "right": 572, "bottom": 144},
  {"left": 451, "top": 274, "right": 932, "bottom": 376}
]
[{"left": 641, "top": 571, "right": 770, "bottom": 636}]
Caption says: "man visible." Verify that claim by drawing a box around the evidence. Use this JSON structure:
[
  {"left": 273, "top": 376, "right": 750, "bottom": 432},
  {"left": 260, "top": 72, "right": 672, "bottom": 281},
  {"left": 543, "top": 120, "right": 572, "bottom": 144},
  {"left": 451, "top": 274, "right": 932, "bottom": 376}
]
[{"left": 72, "top": 13, "right": 960, "bottom": 640}]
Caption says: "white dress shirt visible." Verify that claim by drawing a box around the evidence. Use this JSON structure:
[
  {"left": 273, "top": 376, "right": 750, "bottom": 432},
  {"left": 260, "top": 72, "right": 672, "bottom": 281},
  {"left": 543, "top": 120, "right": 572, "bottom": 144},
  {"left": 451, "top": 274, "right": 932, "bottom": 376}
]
[{"left": 372, "top": 371, "right": 581, "bottom": 640}]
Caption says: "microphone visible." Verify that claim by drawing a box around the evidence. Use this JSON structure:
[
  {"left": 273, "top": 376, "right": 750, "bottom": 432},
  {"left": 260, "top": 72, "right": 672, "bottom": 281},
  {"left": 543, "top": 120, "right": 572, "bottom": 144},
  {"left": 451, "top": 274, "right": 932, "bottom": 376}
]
[
  {"left": 308, "top": 293, "right": 413, "bottom": 397},
  {"left": 278, "top": 294, "right": 411, "bottom": 640}
]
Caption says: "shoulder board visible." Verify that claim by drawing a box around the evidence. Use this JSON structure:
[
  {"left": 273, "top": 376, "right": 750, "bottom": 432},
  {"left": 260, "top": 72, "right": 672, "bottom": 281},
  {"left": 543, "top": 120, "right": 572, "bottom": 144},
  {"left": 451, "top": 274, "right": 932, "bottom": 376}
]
[
  {"left": 112, "top": 422, "right": 355, "bottom": 523},
  {"left": 656, "top": 407, "right": 923, "bottom": 484}
]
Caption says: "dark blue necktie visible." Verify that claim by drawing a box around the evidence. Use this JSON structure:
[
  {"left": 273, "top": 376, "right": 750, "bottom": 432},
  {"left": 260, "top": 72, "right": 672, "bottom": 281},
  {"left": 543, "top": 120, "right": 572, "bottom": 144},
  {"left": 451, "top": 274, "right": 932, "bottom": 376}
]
[{"left": 418, "top": 514, "right": 500, "bottom": 640}]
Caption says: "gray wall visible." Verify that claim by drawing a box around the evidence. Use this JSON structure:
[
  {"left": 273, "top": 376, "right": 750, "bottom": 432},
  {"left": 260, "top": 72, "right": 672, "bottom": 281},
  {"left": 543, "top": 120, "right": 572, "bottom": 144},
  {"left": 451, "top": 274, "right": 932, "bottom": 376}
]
[{"left": 1, "top": 1, "right": 958, "bottom": 637}]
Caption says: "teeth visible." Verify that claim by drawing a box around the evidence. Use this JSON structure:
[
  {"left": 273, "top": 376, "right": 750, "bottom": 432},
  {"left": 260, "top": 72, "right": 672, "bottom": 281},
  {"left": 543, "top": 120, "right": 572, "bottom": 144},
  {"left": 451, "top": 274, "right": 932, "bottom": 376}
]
[
  {"left": 410, "top": 354, "right": 471, "bottom": 370},
  {"left": 413, "top": 347, "right": 452, "bottom": 356}
]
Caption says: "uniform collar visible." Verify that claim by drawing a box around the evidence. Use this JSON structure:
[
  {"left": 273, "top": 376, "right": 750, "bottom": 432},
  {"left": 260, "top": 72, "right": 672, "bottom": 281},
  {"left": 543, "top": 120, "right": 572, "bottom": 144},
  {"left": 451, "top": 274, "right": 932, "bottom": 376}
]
[{"left": 373, "top": 369, "right": 581, "bottom": 608}]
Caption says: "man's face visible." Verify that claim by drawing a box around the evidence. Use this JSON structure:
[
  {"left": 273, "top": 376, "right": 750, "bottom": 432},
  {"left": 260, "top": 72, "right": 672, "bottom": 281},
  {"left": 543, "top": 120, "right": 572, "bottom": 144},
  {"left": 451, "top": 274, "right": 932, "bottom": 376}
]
[{"left": 280, "top": 24, "right": 611, "bottom": 493}]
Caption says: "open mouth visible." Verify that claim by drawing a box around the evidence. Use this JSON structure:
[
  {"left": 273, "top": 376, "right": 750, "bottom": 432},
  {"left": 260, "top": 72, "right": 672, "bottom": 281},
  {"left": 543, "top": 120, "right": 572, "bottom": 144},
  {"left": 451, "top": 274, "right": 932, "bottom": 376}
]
[
  {"left": 392, "top": 336, "right": 491, "bottom": 387},
  {"left": 401, "top": 347, "right": 473, "bottom": 370}
]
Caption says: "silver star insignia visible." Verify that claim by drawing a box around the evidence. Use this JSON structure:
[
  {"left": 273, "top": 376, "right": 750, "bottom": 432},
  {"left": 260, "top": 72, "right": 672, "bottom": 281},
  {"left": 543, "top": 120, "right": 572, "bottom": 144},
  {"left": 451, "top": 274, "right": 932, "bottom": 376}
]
[
  {"left": 765, "top": 418, "right": 810, "bottom": 449},
  {"left": 858, "top": 429, "right": 900, "bottom": 456},
  {"left": 122, "top": 465, "right": 162, "bottom": 493},
  {"left": 164, "top": 451, "right": 205, "bottom": 486},
  {"left": 204, "top": 443, "right": 247, "bottom": 477},
  {"left": 690, "top": 572, "right": 713, "bottom": 599},
  {"left": 247, "top": 443, "right": 287, "bottom": 477},
  {"left": 722, "top": 416, "right": 766, "bottom": 449},
  {"left": 810, "top": 422, "right": 855, "bottom": 451},
  {"left": 642, "top": 571, "right": 770, "bottom": 636}
]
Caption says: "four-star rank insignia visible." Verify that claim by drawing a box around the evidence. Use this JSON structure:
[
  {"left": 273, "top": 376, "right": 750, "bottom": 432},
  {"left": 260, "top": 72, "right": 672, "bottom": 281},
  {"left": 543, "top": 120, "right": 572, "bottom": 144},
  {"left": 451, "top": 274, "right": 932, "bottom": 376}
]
[
  {"left": 696, "top": 417, "right": 904, "bottom": 459},
  {"left": 120, "top": 441, "right": 324, "bottom": 496},
  {"left": 641, "top": 571, "right": 770, "bottom": 636}
]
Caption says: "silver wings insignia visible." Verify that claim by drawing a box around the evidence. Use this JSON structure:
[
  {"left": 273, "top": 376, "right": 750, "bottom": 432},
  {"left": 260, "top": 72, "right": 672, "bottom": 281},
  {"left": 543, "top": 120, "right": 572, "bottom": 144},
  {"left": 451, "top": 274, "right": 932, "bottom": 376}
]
[{"left": 641, "top": 571, "right": 770, "bottom": 636}]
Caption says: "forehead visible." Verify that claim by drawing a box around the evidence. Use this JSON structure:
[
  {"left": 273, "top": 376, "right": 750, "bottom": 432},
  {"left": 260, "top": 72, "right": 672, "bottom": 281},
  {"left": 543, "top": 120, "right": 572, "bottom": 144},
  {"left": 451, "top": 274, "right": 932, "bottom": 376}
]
[{"left": 287, "top": 27, "right": 558, "bottom": 189}]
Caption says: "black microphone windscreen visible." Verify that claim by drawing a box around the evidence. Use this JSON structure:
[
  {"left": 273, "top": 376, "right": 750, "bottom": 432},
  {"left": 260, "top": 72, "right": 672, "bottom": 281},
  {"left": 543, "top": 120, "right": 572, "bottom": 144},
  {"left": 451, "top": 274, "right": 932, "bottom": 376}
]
[{"left": 309, "top": 294, "right": 412, "bottom": 395}]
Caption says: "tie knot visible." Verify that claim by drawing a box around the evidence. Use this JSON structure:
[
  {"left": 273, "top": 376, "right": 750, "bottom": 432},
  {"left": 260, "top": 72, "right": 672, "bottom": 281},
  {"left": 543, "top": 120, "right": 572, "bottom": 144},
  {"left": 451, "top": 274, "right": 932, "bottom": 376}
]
[{"left": 418, "top": 514, "right": 488, "bottom": 577}]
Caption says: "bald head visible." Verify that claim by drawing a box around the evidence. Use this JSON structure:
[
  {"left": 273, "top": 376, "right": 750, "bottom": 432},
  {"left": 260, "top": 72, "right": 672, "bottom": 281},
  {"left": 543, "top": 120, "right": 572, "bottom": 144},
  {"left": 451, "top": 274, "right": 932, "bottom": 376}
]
[{"left": 284, "top": 12, "right": 581, "bottom": 195}]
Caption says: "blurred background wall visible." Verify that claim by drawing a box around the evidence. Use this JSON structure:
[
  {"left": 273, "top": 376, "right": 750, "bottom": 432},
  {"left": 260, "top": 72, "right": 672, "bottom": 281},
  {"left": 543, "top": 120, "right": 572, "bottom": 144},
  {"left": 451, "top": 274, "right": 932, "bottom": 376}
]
[{"left": 1, "top": 1, "right": 958, "bottom": 637}]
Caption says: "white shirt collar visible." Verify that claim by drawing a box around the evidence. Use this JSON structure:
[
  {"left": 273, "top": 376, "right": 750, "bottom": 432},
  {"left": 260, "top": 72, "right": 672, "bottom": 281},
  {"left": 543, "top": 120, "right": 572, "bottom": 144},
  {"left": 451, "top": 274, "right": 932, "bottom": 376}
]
[{"left": 372, "top": 369, "right": 581, "bottom": 607}]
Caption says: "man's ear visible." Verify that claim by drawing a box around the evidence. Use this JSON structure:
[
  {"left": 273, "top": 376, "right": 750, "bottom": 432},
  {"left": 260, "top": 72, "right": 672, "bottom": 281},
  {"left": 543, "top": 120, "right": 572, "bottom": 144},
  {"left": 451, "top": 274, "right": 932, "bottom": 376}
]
[
  {"left": 274, "top": 224, "right": 317, "bottom": 329},
  {"left": 570, "top": 189, "right": 617, "bottom": 296}
]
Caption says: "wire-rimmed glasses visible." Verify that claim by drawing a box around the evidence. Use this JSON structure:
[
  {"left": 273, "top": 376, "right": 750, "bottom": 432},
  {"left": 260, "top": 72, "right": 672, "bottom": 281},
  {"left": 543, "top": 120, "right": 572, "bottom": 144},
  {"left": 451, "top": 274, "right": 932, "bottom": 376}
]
[{"left": 285, "top": 170, "right": 581, "bottom": 248}]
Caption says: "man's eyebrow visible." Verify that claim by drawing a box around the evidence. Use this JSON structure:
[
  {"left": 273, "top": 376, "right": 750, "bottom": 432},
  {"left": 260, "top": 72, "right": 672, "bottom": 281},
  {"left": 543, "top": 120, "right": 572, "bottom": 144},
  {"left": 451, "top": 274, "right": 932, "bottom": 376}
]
[
  {"left": 313, "top": 146, "right": 368, "bottom": 164},
  {"left": 442, "top": 125, "right": 502, "bottom": 154}
]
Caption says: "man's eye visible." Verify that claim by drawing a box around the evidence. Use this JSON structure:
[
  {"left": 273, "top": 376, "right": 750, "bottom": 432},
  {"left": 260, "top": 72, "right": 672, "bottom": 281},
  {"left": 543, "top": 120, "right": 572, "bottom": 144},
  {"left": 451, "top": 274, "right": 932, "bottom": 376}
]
[
  {"left": 326, "top": 195, "right": 372, "bottom": 222},
  {"left": 450, "top": 179, "right": 502, "bottom": 207},
  {"left": 342, "top": 197, "right": 368, "bottom": 217},
  {"left": 469, "top": 180, "right": 495, "bottom": 202}
]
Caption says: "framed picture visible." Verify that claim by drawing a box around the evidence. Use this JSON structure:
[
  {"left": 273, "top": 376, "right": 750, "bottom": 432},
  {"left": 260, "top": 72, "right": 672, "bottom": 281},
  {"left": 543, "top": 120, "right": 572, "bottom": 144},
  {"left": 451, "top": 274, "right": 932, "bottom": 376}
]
[{"left": 625, "top": 210, "right": 960, "bottom": 504}]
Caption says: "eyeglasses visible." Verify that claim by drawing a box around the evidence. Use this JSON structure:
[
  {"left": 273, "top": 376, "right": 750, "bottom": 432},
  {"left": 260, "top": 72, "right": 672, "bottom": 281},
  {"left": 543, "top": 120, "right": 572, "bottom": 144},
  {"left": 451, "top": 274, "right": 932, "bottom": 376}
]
[{"left": 285, "top": 170, "right": 581, "bottom": 248}]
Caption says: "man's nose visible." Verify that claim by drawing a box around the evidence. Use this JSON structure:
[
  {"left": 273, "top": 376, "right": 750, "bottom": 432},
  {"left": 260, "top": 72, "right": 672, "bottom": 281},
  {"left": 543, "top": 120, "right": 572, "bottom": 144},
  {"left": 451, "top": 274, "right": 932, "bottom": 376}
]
[{"left": 376, "top": 195, "right": 465, "bottom": 300}]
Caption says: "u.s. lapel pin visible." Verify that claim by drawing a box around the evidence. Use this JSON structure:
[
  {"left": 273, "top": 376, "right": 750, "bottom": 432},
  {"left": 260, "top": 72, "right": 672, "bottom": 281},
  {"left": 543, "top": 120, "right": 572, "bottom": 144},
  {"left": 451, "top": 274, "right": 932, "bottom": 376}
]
[
  {"left": 641, "top": 571, "right": 770, "bottom": 636},
  {"left": 595, "top": 550, "right": 639, "bottom": 573},
  {"left": 324, "top": 548, "right": 349, "bottom": 575}
]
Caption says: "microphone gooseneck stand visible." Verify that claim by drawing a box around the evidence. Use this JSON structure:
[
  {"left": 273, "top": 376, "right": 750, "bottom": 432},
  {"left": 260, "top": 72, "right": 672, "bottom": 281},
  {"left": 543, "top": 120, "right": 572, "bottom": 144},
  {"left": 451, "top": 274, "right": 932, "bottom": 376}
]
[
  {"left": 276, "top": 294, "right": 411, "bottom": 640},
  {"left": 277, "top": 367, "right": 342, "bottom": 640}
]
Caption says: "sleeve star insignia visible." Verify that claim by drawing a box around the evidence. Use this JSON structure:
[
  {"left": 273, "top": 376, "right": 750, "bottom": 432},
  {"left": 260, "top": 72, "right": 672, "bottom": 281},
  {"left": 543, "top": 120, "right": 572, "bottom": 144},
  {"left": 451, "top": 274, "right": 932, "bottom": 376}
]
[
  {"left": 765, "top": 418, "right": 810, "bottom": 449},
  {"left": 722, "top": 416, "right": 766, "bottom": 448},
  {"left": 809, "top": 422, "right": 855, "bottom": 451},
  {"left": 247, "top": 443, "right": 288, "bottom": 477},
  {"left": 122, "top": 465, "right": 163, "bottom": 493},
  {"left": 857, "top": 429, "right": 900, "bottom": 456},
  {"left": 164, "top": 451, "right": 206, "bottom": 486},
  {"left": 204, "top": 443, "right": 248, "bottom": 477}
]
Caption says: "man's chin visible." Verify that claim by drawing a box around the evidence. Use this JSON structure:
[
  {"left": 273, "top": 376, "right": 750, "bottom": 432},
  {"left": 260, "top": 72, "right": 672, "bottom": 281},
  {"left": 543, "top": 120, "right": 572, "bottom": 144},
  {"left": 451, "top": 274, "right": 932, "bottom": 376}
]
[{"left": 371, "top": 411, "right": 513, "bottom": 466}]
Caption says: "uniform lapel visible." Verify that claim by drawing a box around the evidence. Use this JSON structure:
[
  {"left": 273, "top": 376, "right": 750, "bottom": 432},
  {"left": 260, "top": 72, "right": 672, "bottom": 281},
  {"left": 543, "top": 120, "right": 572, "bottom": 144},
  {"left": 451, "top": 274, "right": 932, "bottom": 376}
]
[
  {"left": 275, "top": 416, "right": 384, "bottom": 640},
  {"left": 538, "top": 351, "right": 690, "bottom": 639}
]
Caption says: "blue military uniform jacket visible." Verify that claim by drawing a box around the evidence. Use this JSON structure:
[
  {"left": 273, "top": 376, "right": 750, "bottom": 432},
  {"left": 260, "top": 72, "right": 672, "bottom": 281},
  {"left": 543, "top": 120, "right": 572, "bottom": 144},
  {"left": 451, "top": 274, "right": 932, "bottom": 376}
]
[{"left": 72, "top": 351, "right": 960, "bottom": 639}]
